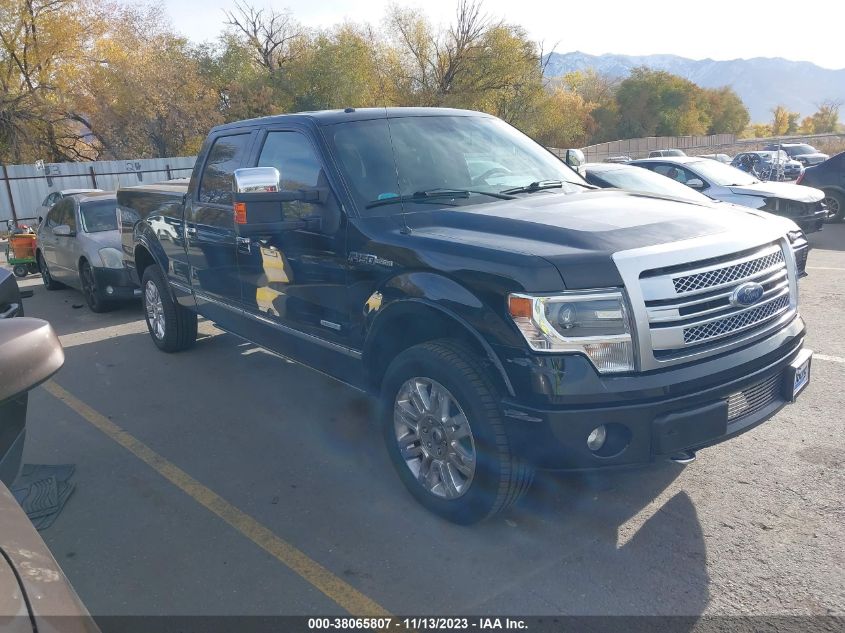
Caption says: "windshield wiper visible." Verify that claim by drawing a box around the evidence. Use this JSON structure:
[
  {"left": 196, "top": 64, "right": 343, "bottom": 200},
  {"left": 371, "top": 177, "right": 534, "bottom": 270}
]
[
  {"left": 500, "top": 180, "right": 564, "bottom": 195},
  {"left": 365, "top": 188, "right": 513, "bottom": 209}
]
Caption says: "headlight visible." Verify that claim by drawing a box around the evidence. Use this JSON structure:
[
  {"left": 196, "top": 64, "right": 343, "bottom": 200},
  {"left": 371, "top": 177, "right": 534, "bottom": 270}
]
[
  {"left": 508, "top": 290, "right": 636, "bottom": 373},
  {"left": 98, "top": 247, "right": 124, "bottom": 269}
]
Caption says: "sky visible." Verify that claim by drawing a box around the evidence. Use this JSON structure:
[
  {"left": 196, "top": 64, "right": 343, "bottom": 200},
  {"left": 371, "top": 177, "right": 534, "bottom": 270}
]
[{"left": 162, "top": 0, "right": 845, "bottom": 70}]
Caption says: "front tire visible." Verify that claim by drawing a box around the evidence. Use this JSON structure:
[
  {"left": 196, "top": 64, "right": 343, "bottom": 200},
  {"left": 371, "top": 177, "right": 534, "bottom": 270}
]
[
  {"left": 141, "top": 264, "right": 197, "bottom": 352},
  {"left": 823, "top": 190, "right": 844, "bottom": 223},
  {"left": 80, "top": 260, "right": 112, "bottom": 313},
  {"left": 38, "top": 253, "right": 63, "bottom": 290},
  {"left": 381, "top": 340, "right": 533, "bottom": 524},
  {"left": 13, "top": 264, "right": 28, "bottom": 278}
]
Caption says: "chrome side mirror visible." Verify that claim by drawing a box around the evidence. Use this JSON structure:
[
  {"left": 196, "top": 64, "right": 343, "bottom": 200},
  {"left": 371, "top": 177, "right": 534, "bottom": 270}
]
[{"left": 233, "top": 167, "right": 281, "bottom": 194}]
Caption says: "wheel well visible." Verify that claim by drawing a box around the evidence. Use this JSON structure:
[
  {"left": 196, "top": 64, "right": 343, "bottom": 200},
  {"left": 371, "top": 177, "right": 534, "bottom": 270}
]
[
  {"left": 135, "top": 245, "right": 155, "bottom": 281},
  {"left": 364, "top": 304, "right": 509, "bottom": 395}
]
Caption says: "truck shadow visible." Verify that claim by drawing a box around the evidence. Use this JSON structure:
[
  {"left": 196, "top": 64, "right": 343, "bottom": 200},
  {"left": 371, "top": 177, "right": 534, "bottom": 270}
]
[{"left": 46, "top": 328, "right": 710, "bottom": 620}]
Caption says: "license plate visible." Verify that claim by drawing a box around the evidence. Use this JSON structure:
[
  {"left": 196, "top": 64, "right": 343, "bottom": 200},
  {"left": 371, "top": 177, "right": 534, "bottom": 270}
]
[{"left": 788, "top": 350, "right": 812, "bottom": 401}]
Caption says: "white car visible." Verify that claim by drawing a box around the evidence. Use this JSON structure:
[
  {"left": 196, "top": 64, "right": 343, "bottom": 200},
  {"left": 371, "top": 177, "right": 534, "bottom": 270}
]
[
  {"left": 629, "top": 157, "right": 827, "bottom": 233},
  {"left": 35, "top": 188, "right": 102, "bottom": 222}
]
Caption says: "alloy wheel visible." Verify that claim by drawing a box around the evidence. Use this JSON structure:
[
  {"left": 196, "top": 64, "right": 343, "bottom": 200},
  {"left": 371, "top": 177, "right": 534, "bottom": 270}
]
[
  {"left": 393, "top": 377, "right": 476, "bottom": 499},
  {"left": 144, "top": 280, "right": 166, "bottom": 340}
]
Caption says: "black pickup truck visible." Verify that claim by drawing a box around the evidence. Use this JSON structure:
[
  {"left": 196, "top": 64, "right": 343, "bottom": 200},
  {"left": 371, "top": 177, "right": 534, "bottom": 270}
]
[{"left": 117, "top": 108, "right": 812, "bottom": 523}]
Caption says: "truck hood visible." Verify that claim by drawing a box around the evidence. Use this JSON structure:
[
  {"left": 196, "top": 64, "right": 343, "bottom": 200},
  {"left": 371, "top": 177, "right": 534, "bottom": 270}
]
[
  {"left": 404, "top": 189, "right": 786, "bottom": 289},
  {"left": 727, "top": 181, "right": 825, "bottom": 203}
]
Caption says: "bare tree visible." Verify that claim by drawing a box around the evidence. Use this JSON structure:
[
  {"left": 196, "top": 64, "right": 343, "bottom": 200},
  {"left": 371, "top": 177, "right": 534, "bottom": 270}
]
[{"left": 224, "top": 1, "right": 304, "bottom": 74}]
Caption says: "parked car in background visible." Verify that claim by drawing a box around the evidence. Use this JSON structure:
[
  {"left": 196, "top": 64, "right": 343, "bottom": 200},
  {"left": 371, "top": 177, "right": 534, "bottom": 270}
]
[
  {"left": 648, "top": 149, "right": 687, "bottom": 158},
  {"left": 0, "top": 272, "right": 100, "bottom": 631},
  {"left": 763, "top": 143, "right": 828, "bottom": 166},
  {"left": 603, "top": 155, "right": 633, "bottom": 163},
  {"left": 584, "top": 162, "right": 809, "bottom": 277},
  {"left": 35, "top": 192, "right": 138, "bottom": 312},
  {"left": 732, "top": 150, "right": 804, "bottom": 180},
  {"left": 697, "top": 153, "right": 732, "bottom": 164},
  {"left": 629, "top": 157, "right": 827, "bottom": 233},
  {"left": 797, "top": 151, "right": 844, "bottom": 222},
  {"left": 35, "top": 188, "right": 102, "bottom": 222}
]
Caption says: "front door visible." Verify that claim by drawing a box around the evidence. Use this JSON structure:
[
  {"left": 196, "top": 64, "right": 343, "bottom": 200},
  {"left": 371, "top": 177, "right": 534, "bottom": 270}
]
[
  {"left": 185, "top": 131, "right": 255, "bottom": 328},
  {"left": 236, "top": 129, "right": 351, "bottom": 373}
]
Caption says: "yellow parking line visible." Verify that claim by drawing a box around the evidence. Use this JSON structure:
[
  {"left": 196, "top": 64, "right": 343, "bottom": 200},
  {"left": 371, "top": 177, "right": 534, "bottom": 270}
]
[{"left": 42, "top": 380, "right": 391, "bottom": 618}]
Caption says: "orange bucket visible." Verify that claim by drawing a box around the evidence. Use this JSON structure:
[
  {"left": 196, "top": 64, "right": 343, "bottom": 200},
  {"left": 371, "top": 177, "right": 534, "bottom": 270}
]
[{"left": 9, "top": 234, "right": 36, "bottom": 260}]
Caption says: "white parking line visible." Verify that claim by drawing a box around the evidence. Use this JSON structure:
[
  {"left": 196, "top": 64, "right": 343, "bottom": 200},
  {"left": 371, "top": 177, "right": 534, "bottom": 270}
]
[
  {"left": 807, "top": 266, "right": 845, "bottom": 271},
  {"left": 816, "top": 353, "right": 845, "bottom": 364},
  {"left": 58, "top": 321, "right": 149, "bottom": 348}
]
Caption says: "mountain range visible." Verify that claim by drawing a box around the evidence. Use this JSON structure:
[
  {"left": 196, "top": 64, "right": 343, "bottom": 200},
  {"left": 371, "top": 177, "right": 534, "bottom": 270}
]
[{"left": 543, "top": 51, "right": 845, "bottom": 123}]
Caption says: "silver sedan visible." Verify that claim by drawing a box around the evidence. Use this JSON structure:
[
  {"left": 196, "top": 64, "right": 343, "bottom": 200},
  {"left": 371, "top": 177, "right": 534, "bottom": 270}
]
[{"left": 35, "top": 192, "right": 138, "bottom": 312}]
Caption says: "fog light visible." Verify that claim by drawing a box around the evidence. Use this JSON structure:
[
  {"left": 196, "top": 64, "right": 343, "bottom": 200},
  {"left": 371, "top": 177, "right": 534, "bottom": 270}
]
[
  {"left": 105, "top": 285, "right": 114, "bottom": 295},
  {"left": 587, "top": 425, "right": 607, "bottom": 452}
]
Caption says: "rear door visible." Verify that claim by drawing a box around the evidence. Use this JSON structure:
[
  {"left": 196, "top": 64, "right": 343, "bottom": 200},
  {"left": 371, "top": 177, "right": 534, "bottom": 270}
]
[{"left": 185, "top": 131, "right": 256, "bottom": 327}]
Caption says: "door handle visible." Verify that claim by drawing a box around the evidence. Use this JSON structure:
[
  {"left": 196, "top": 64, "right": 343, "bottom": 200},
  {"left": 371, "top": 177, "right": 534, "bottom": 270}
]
[{"left": 236, "top": 237, "right": 251, "bottom": 254}]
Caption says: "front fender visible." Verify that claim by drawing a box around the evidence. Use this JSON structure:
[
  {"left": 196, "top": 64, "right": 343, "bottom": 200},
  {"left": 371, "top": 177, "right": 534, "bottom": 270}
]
[{"left": 364, "top": 272, "right": 522, "bottom": 396}]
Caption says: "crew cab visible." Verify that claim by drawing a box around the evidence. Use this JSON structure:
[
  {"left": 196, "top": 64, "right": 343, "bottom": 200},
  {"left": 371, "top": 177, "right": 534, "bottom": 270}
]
[{"left": 117, "top": 108, "right": 812, "bottom": 524}]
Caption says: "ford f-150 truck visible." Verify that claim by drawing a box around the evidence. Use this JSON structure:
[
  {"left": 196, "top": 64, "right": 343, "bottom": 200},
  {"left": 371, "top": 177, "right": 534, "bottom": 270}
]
[{"left": 117, "top": 108, "right": 812, "bottom": 524}]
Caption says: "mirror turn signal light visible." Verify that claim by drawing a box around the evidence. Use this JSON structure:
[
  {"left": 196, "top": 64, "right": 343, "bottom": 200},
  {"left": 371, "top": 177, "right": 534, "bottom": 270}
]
[{"left": 234, "top": 202, "right": 247, "bottom": 224}]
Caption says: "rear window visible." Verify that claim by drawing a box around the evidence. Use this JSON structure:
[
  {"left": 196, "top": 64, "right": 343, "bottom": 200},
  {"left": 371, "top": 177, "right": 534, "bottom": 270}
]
[
  {"left": 198, "top": 134, "right": 252, "bottom": 205},
  {"left": 80, "top": 201, "right": 118, "bottom": 233}
]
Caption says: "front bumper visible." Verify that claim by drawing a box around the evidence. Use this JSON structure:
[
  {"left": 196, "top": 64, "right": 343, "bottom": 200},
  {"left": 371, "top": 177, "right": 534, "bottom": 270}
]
[
  {"left": 91, "top": 266, "right": 140, "bottom": 300},
  {"left": 497, "top": 319, "right": 808, "bottom": 470},
  {"left": 794, "top": 210, "right": 827, "bottom": 234}
]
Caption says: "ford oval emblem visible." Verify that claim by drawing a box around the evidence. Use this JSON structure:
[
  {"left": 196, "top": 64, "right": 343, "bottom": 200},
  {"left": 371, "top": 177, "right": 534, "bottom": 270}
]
[{"left": 730, "top": 282, "right": 765, "bottom": 307}]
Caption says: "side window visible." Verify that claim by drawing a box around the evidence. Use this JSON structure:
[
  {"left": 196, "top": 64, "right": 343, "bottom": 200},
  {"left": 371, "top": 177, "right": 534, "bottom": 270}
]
[
  {"left": 257, "top": 131, "right": 324, "bottom": 220},
  {"left": 199, "top": 134, "right": 251, "bottom": 205},
  {"left": 65, "top": 201, "right": 78, "bottom": 231},
  {"left": 53, "top": 199, "right": 72, "bottom": 228}
]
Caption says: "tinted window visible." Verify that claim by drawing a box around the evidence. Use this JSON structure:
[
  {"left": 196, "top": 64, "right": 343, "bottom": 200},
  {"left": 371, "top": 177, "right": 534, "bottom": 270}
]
[
  {"left": 257, "top": 131, "right": 325, "bottom": 220},
  {"left": 784, "top": 144, "right": 816, "bottom": 156},
  {"left": 80, "top": 200, "right": 118, "bottom": 232},
  {"left": 199, "top": 134, "right": 251, "bottom": 205},
  {"left": 591, "top": 166, "right": 710, "bottom": 203}
]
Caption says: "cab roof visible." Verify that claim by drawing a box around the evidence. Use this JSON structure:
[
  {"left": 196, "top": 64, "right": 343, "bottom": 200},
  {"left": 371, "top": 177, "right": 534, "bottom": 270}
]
[{"left": 210, "top": 107, "right": 491, "bottom": 133}]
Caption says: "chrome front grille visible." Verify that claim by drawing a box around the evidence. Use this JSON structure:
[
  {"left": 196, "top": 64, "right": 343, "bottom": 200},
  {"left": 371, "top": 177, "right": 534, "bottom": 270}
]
[
  {"left": 725, "top": 374, "right": 782, "bottom": 421},
  {"left": 683, "top": 295, "right": 790, "bottom": 344},
  {"left": 672, "top": 250, "right": 784, "bottom": 294},
  {"left": 639, "top": 242, "right": 796, "bottom": 362}
]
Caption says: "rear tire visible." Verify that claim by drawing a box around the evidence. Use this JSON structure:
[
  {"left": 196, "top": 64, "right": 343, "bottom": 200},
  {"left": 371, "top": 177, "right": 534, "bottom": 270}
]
[
  {"left": 38, "top": 253, "right": 63, "bottom": 290},
  {"left": 13, "top": 265, "right": 28, "bottom": 278},
  {"left": 381, "top": 339, "right": 533, "bottom": 524},
  {"left": 141, "top": 264, "right": 197, "bottom": 352},
  {"left": 823, "top": 190, "right": 844, "bottom": 223}
]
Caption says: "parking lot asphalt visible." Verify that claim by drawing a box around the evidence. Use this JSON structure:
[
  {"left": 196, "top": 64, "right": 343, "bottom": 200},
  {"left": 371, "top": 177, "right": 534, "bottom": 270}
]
[{"left": 3, "top": 224, "right": 844, "bottom": 620}]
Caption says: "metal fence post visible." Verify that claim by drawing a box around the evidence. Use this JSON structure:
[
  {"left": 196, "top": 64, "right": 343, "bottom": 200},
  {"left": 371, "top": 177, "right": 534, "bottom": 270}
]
[
  {"left": 89, "top": 165, "right": 98, "bottom": 189},
  {"left": 1, "top": 164, "right": 18, "bottom": 224}
]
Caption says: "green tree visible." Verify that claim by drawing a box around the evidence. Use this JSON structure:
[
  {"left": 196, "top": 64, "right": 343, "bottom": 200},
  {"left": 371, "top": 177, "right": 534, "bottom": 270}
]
[
  {"left": 703, "top": 87, "right": 750, "bottom": 134},
  {"left": 615, "top": 68, "right": 711, "bottom": 138}
]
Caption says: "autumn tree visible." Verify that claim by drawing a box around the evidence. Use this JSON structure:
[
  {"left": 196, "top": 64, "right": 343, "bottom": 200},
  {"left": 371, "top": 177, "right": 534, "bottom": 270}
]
[
  {"left": 0, "top": 0, "right": 103, "bottom": 162},
  {"left": 76, "top": 5, "right": 221, "bottom": 158},
  {"left": 809, "top": 100, "right": 841, "bottom": 133}
]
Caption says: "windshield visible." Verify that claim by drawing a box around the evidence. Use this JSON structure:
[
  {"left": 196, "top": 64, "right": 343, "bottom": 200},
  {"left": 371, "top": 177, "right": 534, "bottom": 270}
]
[
  {"left": 80, "top": 200, "right": 118, "bottom": 232},
  {"left": 686, "top": 160, "right": 758, "bottom": 186},
  {"left": 784, "top": 144, "right": 816, "bottom": 156},
  {"left": 593, "top": 166, "right": 712, "bottom": 203},
  {"left": 326, "top": 115, "right": 586, "bottom": 215}
]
